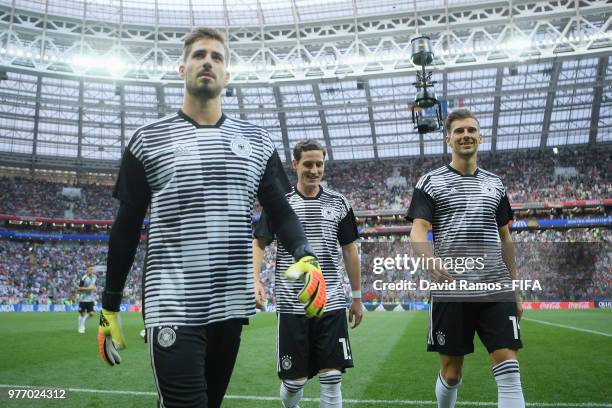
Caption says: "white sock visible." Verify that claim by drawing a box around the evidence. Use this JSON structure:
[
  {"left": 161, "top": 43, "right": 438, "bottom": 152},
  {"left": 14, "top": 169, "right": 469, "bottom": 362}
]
[
  {"left": 78, "top": 315, "right": 84, "bottom": 328},
  {"left": 83, "top": 314, "right": 90, "bottom": 324},
  {"left": 493, "top": 360, "right": 525, "bottom": 408},
  {"left": 280, "top": 378, "right": 306, "bottom": 408},
  {"left": 436, "top": 372, "right": 460, "bottom": 408},
  {"left": 319, "top": 370, "right": 342, "bottom": 408}
]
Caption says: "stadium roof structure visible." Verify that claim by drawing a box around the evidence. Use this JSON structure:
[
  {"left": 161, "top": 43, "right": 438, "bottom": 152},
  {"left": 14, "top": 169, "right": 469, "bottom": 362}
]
[{"left": 0, "top": 0, "right": 611, "bottom": 174}]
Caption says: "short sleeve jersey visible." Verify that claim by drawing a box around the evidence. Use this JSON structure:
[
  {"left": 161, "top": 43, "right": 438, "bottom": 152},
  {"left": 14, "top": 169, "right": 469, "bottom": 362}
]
[
  {"left": 407, "top": 165, "right": 514, "bottom": 298},
  {"left": 79, "top": 275, "right": 97, "bottom": 302},
  {"left": 254, "top": 186, "right": 359, "bottom": 314}
]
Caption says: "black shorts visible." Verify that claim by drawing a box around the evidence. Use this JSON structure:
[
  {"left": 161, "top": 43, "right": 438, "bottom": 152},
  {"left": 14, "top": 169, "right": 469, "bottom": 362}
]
[
  {"left": 146, "top": 318, "right": 246, "bottom": 408},
  {"left": 277, "top": 309, "right": 353, "bottom": 380},
  {"left": 427, "top": 299, "right": 523, "bottom": 355},
  {"left": 78, "top": 302, "right": 94, "bottom": 313}
]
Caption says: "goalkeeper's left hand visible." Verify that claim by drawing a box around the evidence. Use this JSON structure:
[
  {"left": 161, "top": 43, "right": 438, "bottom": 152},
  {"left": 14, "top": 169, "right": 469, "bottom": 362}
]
[
  {"left": 285, "top": 256, "right": 326, "bottom": 318},
  {"left": 98, "top": 308, "right": 127, "bottom": 366}
]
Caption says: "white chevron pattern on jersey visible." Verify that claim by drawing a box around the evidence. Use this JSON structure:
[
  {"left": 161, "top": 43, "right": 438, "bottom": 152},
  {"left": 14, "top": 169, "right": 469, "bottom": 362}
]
[
  {"left": 414, "top": 165, "right": 514, "bottom": 298},
  {"left": 274, "top": 187, "right": 353, "bottom": 314},
  {"left": 128, "top": 112, "right": 276, "bottom": 327}
]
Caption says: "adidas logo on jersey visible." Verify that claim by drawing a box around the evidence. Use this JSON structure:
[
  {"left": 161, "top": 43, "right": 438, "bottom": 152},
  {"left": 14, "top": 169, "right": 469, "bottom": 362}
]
[{"left": 174, "top": 144, "right": 189, "bottom": 157}]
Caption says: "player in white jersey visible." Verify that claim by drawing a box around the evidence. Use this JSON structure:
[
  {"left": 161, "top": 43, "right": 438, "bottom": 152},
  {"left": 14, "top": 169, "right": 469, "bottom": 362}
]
[
  {"left": 253, "top": 140, "right": 363, "bottom": 408},
  {"left": 407, "top": 108, "right": 525, "bottom": 408},
  {"left": 77, "top": 265, "right": 96, "bottom": 333},
  {"left": 97, "top": 27, "right": 323, "bottom": 408}
]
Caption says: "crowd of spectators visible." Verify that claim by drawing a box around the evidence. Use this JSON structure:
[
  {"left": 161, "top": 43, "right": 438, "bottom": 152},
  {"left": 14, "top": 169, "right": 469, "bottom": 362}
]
[
  {"left": 360, "top": 228, "right": 611, "bottom": 304},
  {"left": 1, "top": 228, "right": 609, "bottom": 306},
  {"left": 0, "top": 240, "right": 144, "bottom": 306},
  {"left": 1, "top": 148, "right": 609, "bottom": 219},
  {"left": 324, "top": 148, "right": 611, "bottom": 210},
  {"left": 1, "top": 146, "right": 609, "bottom": 305}
]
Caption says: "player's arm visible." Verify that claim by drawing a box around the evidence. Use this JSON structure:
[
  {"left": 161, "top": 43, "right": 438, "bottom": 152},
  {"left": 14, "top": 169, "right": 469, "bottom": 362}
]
[
  {"left": 342, "top": 242, "right": 363, "bottom": 329},
  {"left": 337, "top": 202, "right": 362, "bottom": 328},
  {"left": 257, "top": 150, "right": 315, "bottom": 260},
  {"left": 77, "top": 279, "right": 94, "bottom": 293},
  {"left": 103, "top": 201, "right": 147, "bottom": 310},
  {"left": 410, "top": 219, "right": 452, "bottom": 282},
  {"left": 496, "top": 191, "right": 521, "bottom": 318},
  {"left": 98, "top": 200, "right": 146, "bottom": 366},
  {"left": 252, "top": 237, "right": 268, "bottom": 310},
  {"left": 99, "top": 143, "right": 150, "bottom": 366},
  {"left": 253, "top": 210, "right": 275, "bottom": 310},
  {"left": 499, "top": 224, "right": 522, "bottom": 319},
  {"left": 499, "top": 225, "right": 517, "bottom": 281},
  {"left": 407, "top": 183, "right": 451, "bottom": 282}
]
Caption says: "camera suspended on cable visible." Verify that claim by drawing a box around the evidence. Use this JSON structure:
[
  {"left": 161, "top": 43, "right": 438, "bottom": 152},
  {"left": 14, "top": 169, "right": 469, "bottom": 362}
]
[{"left": 409, "top": 36, "right": 443, "bottom": 134}]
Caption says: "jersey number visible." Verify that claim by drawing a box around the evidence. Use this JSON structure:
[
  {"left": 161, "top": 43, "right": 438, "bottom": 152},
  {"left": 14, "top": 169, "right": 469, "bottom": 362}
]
[
  {"left": 508, "top": 316, "right": 520, "bottom": 340},
  {"left": 339, "top": 338, "right": 352, "bottom": 360}
]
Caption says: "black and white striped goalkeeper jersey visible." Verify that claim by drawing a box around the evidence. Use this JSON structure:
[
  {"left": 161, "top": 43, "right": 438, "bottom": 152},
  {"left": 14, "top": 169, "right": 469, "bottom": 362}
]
[
  {"left": 255, "top": 186, "right": 359, "bottom": 314},
  {"left": 113, "top": 110, "right": 288, "bottom": 327},
  {"left": 407, "top": 165, "right": 514, "bottom": 298}
]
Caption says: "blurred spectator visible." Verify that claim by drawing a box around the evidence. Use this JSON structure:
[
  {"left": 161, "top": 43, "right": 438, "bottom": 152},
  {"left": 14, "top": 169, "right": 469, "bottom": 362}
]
[
  {"left": 0, "top": 228, "right": 609, "bottom": 305},
  {"left": 1, "top": 148, "right": 610, "bottom": 218}
]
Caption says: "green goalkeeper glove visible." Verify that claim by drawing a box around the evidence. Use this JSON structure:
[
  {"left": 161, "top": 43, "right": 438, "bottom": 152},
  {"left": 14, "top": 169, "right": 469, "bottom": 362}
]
[
  {"left": 98, "top": 308, "right": 127, "bottom": 366},
  {"left": 285, "top": 256, "right": 327, "bottom": 318}
]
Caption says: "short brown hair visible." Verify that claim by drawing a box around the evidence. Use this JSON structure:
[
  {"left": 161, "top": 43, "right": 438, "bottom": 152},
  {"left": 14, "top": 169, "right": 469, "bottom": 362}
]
[
  {"left": 445, "top": 108, "right": 480, "bottom": 135},
  {"left": 183, "top": 27, "right": 229, "bottom": 65},
  {"left": 293, "top": 139, "right": 326, "bottom": 162}
]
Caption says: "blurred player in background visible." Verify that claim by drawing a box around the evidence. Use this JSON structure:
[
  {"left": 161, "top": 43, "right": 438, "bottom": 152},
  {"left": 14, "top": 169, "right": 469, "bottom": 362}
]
[
  {"left": 253, "top": 140, "right": 363, "bottom": 408},
  {"left": 77, "top": 265, "right": 96, "bottom": 334},
  {"left": 407, "top": 108, "right": 525, "bottom": 408},
  {"left": 98, "top": 26, "right": 323, "bottom": 408}
]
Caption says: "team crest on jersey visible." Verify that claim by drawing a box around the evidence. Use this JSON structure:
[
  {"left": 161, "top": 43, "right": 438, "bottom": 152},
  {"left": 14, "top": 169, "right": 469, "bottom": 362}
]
[
  {"left": 481, "top": 182, "right": 497, "bottom": 196},
  {"left": 281, "top": 355, "right": 293, "bottom": 370},
  {"left": 157, "top": 327, "right": 177, "bottom": 348},
  {"left": 322, "top": 206, "right": 338, "bottom": 221},
  {"left": 231, "top": 137, "right": 252, "bottom": 158},
  {"left": 436, "top": 331, "right": 446, "bottom": 346}
]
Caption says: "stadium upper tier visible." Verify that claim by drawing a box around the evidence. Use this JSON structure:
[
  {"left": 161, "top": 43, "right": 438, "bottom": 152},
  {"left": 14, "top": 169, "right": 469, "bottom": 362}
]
[
  {"left": 0, "top": 1, "right": 611, "bottom": 170},
  {"left": 0, "top": 147, "right": 610, "bottom": 219}
]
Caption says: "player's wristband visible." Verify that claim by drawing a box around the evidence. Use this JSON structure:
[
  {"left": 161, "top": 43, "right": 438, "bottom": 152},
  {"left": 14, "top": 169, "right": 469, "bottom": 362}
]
[{"left": 351, "top": 290, "right": 362, "bottom": 299}]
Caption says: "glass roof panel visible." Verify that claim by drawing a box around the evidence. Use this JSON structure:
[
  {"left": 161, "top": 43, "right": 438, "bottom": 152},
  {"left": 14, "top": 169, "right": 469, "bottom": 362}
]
[
  {"left": 295, "top": 0, "right": 354, "bottom": 23},
  {"left": 378, "top": 140, "right": 420, "bottom": 158},
  {"left": 502, "top": 63, "right": 554, "bottom": 91},
  {"left": 558, "top": 58, "right": 599, "bottom": 86},
  {"left": 260, "top": 0, "right": 294, "bottom": 24},
  {"left": 598, "top": 78, "right": 612, "bottom": 142},
  {"left": 192, "top": 7, "right": 227, "bottom": 26},
  {"left": 355, "top": 0, "right": 411, "bottom": 16},
  {"left": 448, "top": 69, "right": 497, "bottom": 94}
]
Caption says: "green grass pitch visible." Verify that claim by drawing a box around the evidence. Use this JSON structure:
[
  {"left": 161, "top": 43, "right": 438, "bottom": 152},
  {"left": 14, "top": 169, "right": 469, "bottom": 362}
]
[{"left": 0, "top": 310, "right": 610, "bottom": 407}]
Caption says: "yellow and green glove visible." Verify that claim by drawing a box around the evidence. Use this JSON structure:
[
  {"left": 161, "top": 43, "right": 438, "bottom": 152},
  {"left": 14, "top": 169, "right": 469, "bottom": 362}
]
[
  {"left": 285, "top": 256, "right": 327, "bottom": 317},
  {"left": 98, "top": 308, "right": 127, "bottom": 366}
]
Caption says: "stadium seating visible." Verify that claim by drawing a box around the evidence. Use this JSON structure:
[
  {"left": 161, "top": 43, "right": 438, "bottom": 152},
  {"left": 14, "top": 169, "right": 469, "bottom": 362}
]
[
  {"left": 0, "top": 148, "right": 609, "bottom": 219},
  {"left": 1, "top": 228, "right": 609, "bottom": 305}
]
